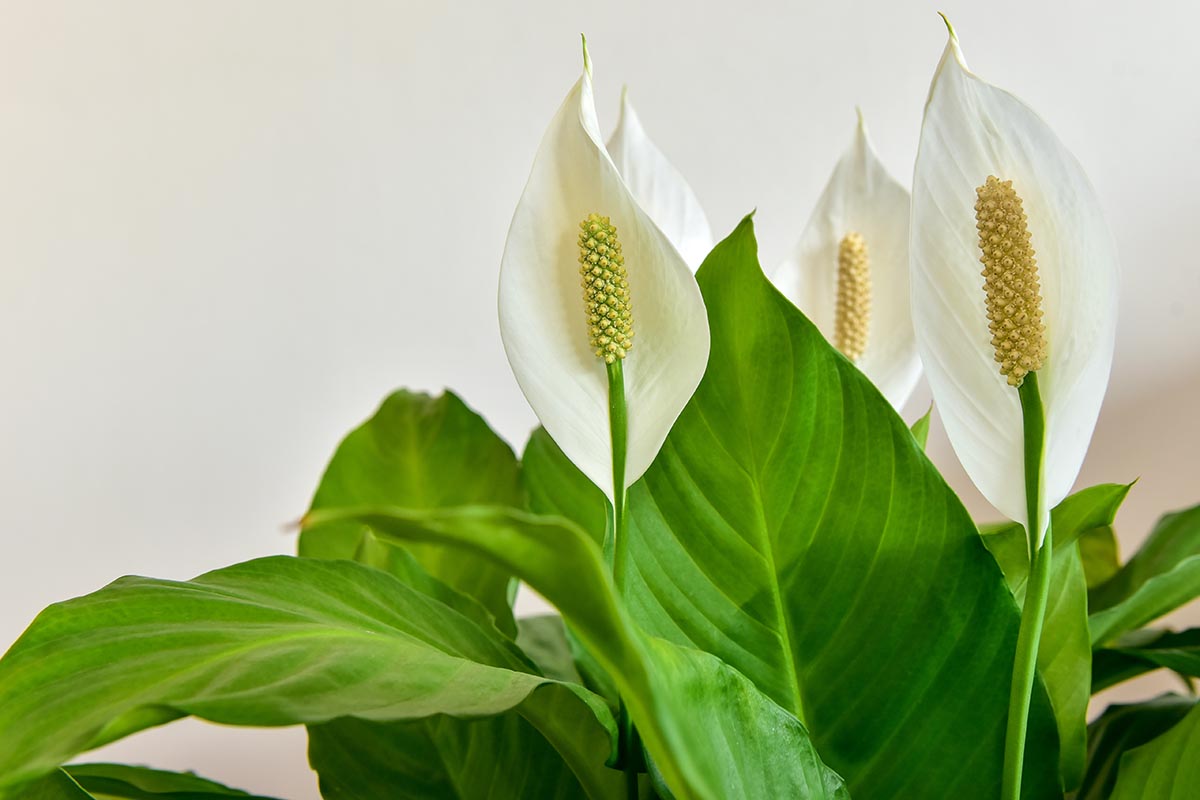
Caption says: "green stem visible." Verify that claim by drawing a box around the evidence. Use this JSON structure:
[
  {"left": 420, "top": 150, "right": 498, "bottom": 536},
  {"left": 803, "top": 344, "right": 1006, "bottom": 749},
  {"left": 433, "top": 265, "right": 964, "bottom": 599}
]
[
  {"left": 607, "top": 360, "right": 630, "bottom": 595},
  {"left": 1001, "top": 373, "right": 1053, "bottom": 800},
  {"left": 606, "top": 360, "right": 638, "bottom": 800}
]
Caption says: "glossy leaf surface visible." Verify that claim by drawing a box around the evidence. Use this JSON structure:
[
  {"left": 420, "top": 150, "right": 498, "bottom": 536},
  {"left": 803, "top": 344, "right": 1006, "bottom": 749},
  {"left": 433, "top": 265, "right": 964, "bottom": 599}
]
[{"left": 528, "top": 216, "right": 1060, "bottom": 798}]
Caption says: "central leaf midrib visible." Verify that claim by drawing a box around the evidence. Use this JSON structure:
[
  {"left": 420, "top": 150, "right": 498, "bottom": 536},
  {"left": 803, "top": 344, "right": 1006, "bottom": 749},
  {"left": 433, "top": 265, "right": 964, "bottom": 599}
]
[{"left": 713, "top": 293, "right": 805, "bottom": 720}]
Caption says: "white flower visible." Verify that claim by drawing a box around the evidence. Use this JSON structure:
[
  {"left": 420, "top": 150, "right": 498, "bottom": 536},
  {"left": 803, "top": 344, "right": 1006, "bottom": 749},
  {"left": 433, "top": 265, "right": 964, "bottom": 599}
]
[
  {"left": 909, "top": 27, "right": 1118, "bottom": 537},
  {"left": 498, "top": 42, "right": 710, "bottom": 500},
  {"left": 606, "top": 88, "right": 714, "bottom": 270},
  {"left": 773, "top": 111, "right": 921, "bottom": 411}
]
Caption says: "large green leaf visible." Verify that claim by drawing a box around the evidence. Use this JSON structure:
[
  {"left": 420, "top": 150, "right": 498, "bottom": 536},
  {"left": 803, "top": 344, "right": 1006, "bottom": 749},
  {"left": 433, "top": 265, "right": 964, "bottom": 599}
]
[
  {"left": 298, "top": 390, "right": 522, "bottom": 635},
  {"left": 528, "top": 215, "right": 1058, "bottom": 797},
  {"left": 1074, "top": 694, "right": 1194, "bottom": 800},
  {"left": 1090, "top": 504, "right": 1200, "bottom": 646},
  {"left": 1092, "top": 628, "right": 1200, "bottom": 692},
  {"left": 0, "top": 556, "right": 614, "bottom": 797},
  {"left": 979, "top": 485, "right": 1130, "bottom": 789},
  {"left": 304, "top": 505, "right": 849, "bottom": 800},
  {"left": 1109, "top": 696, "right": 1200, "bottom": 799}
]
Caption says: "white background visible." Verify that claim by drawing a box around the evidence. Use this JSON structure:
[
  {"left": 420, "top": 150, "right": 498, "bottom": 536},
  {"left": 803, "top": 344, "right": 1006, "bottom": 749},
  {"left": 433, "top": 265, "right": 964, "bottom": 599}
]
[{"left": 2, "top": 1, "right": 1199, "bottom": 797}]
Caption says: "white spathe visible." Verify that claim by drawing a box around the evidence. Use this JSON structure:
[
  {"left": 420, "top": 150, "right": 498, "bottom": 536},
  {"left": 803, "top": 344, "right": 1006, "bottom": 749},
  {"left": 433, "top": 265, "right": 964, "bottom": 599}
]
[
  {"left": 910, "top": 30, "right": 1118, "bottom": 539},
  {"left": 606, "top": 88, "right": 714, "bottom": 271},
  {"left": 498, "top": 46, "right": 711, "bottom": 500},
  {"left": 774, "top": 111, "right": 921, "bottom": 411}
]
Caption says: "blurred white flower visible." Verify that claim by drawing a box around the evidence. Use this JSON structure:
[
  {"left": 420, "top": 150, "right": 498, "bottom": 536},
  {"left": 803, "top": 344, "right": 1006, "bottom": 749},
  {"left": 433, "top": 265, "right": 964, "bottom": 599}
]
[
  {"left": 774, "top": 111, "right": 921, "bottom": 411},
  {"left": 606, "top": 88, "right": 714, "bottom": 270}
]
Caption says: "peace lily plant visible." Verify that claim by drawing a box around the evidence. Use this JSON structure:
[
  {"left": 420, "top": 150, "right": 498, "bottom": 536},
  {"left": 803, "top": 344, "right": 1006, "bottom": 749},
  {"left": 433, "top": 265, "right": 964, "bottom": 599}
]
[{"left": 3, "top": 20, "right": 1199, "bottom": 800}]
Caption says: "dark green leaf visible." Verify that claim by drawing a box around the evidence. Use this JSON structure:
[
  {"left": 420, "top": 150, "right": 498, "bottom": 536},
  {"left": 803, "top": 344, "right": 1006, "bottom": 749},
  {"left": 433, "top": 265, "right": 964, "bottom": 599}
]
[
  {"left": 1109, "top": 695, "right": 1200, "bottom": 799},
  {"left": 589, "top": 215, "right": 1057, "bottom": 797},
  {"left": 5, "top": 772, "right": 91, "bottom": 800},
  {"left": 0, "top": 556, "right": 613, "bottom": 795},
  {"left": 65, "top": 764, "right": 280, "bottom": 799},
  {"left": 298, "top": 390, "right": 522, "bottom": 635},
  {"left": 1090, "top": 504, "right": 1200, "bottom": 646},
  {"left": 308, "top": 682, "right": 623, "bottom": 800},
  {"left": 1093, "top": 628, "right": 1200, "bottom": 692},
  {"left": 304, "top": 505, "right": 849, "bottom": 800},
  {"left": 1074, "top": 694, "right": 1194, "bottom": 800}
]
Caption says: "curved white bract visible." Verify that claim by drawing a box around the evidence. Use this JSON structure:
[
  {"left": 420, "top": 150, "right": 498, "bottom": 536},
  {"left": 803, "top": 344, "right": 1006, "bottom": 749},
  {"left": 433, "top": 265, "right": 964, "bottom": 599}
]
[
  {"left": 498, "top": 45, "right": 711, "bottom": 500},
  {"left": 910, "top": 31, "right": 1118, "bottom": 538},
  {"left": 606, "top": 88, "right": 714, "bottom": 270},
  {"left": 774, "top": 111, "right": 921, "bottom": 411}
]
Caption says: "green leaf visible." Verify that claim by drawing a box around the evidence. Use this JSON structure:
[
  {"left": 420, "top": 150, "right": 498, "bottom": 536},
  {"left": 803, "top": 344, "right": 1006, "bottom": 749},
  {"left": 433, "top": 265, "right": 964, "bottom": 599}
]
[
  {"left": 523, "top": 427, "right": 606, "bottom": 545},
  {"left": 5, "top": 772, "right": 91, "bottom": 800},
  {"left": 516, "top": 614, "right": 585, "bottom": 685},
  {"left": 1093, "top": 628, "right": 1200, "bottom": 692},
  {"left": 581, "top": 215, "right": 1057, "bottom": 797},
  {"left": 298, "top": 389, "right": 523, "bottom": 635},
  {"left": 0, "top": 556, "right": 613, "bottom": 795},
  {"left": 978, "top": 486, "right": 1130, "bottom": 790},
  {"left": 304, "top": 505, "right": 849, "bottom": 800},
  {"left": 308, "top": 682, "right": 624, "bottom": 800},
  {"left": 1036, "top": 544, "right": 1091, "bottom": 788},
  {"left": 1109, "top": 696, "right": 1200, "bottom": 799},
  {"left": 1079, "top": 526, "right": 1121, "bottom": 589},
  {"left": 65, "top": 764, "right": 281, "bottom": 799},
  {"left": 1090, "top": 504, "right": 1200, "bottom": 646},
  {"left": 1074, "top": 694, "right": 1194, "bottom": 800},
  {"left": 980, "top": 483, "right": 1133, "bottom": 594},
  {"left": 910, "top": 404, "right": 932, "bottom": 450}
]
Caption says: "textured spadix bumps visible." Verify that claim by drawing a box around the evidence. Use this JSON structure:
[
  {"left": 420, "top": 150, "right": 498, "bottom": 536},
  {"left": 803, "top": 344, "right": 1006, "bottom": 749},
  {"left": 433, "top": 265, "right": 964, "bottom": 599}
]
[
  {"left": 910, "top": 28, "right": 1118, "bottom": 536},
  {"left": 975, "top": 176, "right": 1047, "bottom": 387},
  {"left": 498, "top": 44, "right": 709, "bottom": 500},
  {"left": 578, "top": 213, "right": 634, "bottom": 363},
  {"left": 834, "top": 232, "right": 871, "bottom": 361},
  {"left": 774, "top": 112, "right": 920, "bottom": 411}
]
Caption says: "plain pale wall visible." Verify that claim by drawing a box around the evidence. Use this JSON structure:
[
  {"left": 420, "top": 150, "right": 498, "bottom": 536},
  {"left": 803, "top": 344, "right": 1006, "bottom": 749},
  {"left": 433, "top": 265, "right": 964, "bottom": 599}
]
[{"left": 2, "top": 1, "right": 1199, "bottom": 797}]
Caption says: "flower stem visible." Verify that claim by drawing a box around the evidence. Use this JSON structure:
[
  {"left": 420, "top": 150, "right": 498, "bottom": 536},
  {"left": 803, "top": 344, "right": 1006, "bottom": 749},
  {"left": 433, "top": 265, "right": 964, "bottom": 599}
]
[
  {"left": 1001, "top": 372, "right": 1053, "bottom": 800},
  {"left": 606, "top": 360, "right": 630, "bottom": 595},
  {"left": 606, "top": 360, "right": 638, "bottom": 800}
]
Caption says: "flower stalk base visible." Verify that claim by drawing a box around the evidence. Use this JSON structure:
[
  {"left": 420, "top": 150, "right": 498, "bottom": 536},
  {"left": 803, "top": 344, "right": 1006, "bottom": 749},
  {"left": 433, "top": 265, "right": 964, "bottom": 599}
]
[{"left": 1001, "top": 372, "right": 1053, "bottom": 800}]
